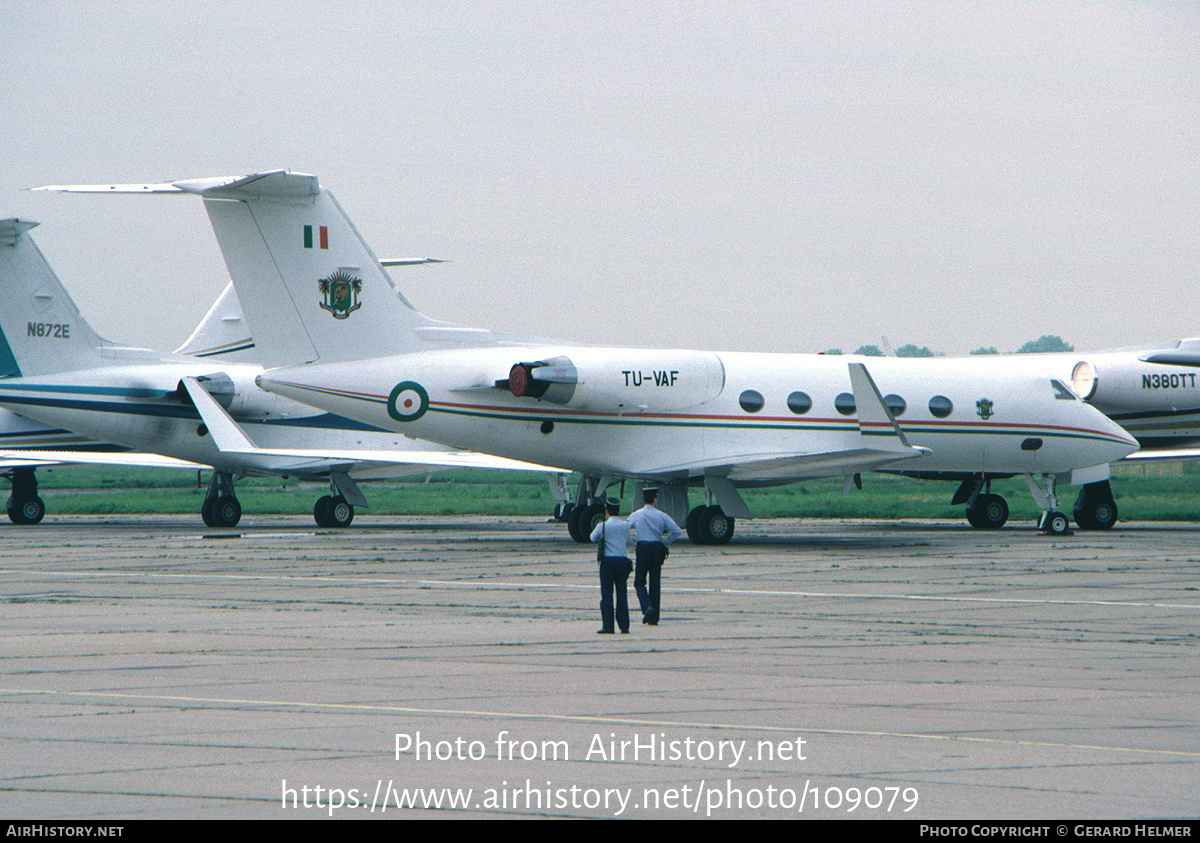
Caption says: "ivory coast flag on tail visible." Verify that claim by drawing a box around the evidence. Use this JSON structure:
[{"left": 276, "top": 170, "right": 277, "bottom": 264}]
[{"left": 303, "top": 225, "right": 328, "bottom": 249}]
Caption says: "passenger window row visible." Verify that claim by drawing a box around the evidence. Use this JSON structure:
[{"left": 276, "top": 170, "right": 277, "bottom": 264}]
[{"left": 737, "top": 389, "right": 953, "bottom": 419}]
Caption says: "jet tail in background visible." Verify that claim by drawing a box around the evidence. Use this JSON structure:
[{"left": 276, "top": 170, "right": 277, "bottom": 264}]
[
  {"left": 0, "top": 219, "right": 122, "bottom": 377},
  {"left": 172, "top": 282, "right": 257, "bottom": 363}
]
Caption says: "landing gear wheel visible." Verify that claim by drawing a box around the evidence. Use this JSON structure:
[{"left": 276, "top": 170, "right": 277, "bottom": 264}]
[
  {"left": 1074, "top": 498, "right": 1117, "bottom": 531},
  {"left": 1041, "top": 510, "right": 1070, "bottom": 535},
  {"left": 314, "top": 495, "right": 333, "bottom": 527},
  {"left": 18, "top": 496, "right": 44, "bottom": 525},
  {"left": 698, "top": 505, "right": 734, "bottom": 545},
  {"left": 966, "top": 493, "right": 1008, "bottom": 529},
  {"left": 201, "top": 497, "right": 217, "bottom": 527},
  {"left": 1090, "top": 498, "right": 1117, "bottom": 530},
  {"left": 1073, "top": 480, "right": 1118, "bottom": 531},
  {"left": 571, "top": 503, "right": 605, "bottom": 543},
  {"left": 212, "top": 495, "right": 241, "bottom": 528},
  {"left": 326, "top": 495, "right": 354, "bottom": 528},
  {"left": 7, "top": 496, "right": 44, "bottom": 525},
  {"left": 686, "top": 505, "right": 706, "bottom": 544}
]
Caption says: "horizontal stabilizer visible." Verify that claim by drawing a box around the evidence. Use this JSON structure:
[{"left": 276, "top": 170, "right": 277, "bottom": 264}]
[
  {"left": 36, "top": 170, "right": 320, "bottom": 200},
  {"left": 380, "top": 258, "right": 445, "bottom": 267}
]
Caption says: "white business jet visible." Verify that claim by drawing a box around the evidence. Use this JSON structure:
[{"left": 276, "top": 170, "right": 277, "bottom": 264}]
[
  {"left": 0, "top": 218, "right": 561, "bottom": 527},
  {"left": 40, "top": 172, "right": 1139, "bottom": 540}
]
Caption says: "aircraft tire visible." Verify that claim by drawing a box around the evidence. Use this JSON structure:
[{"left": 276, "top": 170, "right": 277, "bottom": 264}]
[
  {"left": 213, "top": 495, "right": 241, "bottom": 528},
  {"left": 966, "top": 494, "right": 1007, "bottom": 529},
  {"left": 327, "top": 496, "right": 354, "bottom": 528},
  {"left": 699, "top": 505, "right": 734, "bottom": 545},
  {"left": 964, "top": 505, "right": 984, "bottom": 529},
  {"left": 574, "top": 503, "right": 605, "bottom": 544},
  {"left": 1074, "top": 498, "right": 1117, "bottom": 531},
  {"left": 686, "top": 505, "right": 706, "bottom": 544},
  {"left": 567, "top": 504, "right": 585, "bottom": 542},
  {"left": 314, "top": 495, "right": 333, "bottom": 527},
  {"left": 1042, "top": 511, "right": 1070, "bottom": 535}
]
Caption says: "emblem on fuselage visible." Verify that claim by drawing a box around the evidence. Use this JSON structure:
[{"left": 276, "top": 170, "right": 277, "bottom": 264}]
[
  {"left": 388, "top": 381, "right": 429, "bottom": 422},
  {"left": 975, "top": 398, "right": 995, "bottom": 420},
  {"left": 319, "top": 270, "right": 362, "bottom": 319}
]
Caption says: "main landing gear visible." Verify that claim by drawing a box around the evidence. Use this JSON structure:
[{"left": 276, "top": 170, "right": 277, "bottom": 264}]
[
  {"left": 201, "top": 471, "right": 241, "bottom": 528},
  {"left": 1072, "top": 480, "right": 1118, "bottom": 530},
  {"left": 313, "top": 492, "right": 354, "bottom": 528},
  {"left": 954, "top": 476, "right": 1009, "bottom": 529},
  {"left": 6, "top": 467, "right": 45, "bottom": 525},
  {"left": 200, "top": 473, "right": 359, "bottom": 528},
  {"left": 686, "top": 504, "right": 734, "bottom": 545}
]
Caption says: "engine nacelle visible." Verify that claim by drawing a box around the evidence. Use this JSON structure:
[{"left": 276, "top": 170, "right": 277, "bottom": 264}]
[
  {"left": 1071, "top": 357, "right": 1200, "bottom": 412},
  {"left": 503, "top": 349, "right": 725, "bottom": 413}
]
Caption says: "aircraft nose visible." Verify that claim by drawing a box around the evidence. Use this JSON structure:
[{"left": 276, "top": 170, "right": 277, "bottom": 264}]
[{"left": 1090, "top": 406, "right": 1139, "bottom": 462}]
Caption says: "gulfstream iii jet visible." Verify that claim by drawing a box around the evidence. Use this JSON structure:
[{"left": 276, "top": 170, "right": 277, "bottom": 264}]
[
  {"left": 40, "top": 172, "right": 1139, "bottom": 540},
  {"left": 0, "top": 218, "right": 561, "bottom": 527}
]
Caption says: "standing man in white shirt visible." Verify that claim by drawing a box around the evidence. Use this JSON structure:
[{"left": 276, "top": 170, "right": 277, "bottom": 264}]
[
  {"left": 627, "top": 488, "right": 683, "bottom": 626},
  {"left": 589, "top": 497, "right": 635, "bottom": 634}
]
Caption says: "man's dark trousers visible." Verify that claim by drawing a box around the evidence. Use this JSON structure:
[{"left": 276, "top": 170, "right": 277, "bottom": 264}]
[{"left": 634, "top": 541, "right": 667, "bottom": 624}]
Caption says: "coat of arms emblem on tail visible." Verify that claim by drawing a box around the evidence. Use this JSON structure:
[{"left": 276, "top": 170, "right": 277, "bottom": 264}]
[{"left": 318, "top": 270, "right": 362, "bottom": 319}]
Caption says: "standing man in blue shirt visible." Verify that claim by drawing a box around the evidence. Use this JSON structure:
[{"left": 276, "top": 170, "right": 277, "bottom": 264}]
[
  {"left": 589, "top": 498, "right": 635, "bottom": 634},
  {"left": 627, "top": 488, "right": 683, "bottom": 626}
]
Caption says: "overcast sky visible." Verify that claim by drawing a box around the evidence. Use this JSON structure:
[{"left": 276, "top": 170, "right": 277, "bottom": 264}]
[{"left": 2, "top": 1, "right": 1198, "bottom": 356}]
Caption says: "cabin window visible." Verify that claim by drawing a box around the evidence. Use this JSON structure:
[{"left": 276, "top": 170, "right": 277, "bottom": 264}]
[
  {"left": 834, "top": 392, "right": 856, "bottom": 415},
  {"left": 786, "top": 391, "right": 812, "bottom": 415},
  {"left": 739, "top": 389, "right": 765, "bottom": 413},
  {"left": 928, "top": 395, "right": 953, "bottom": 418},
  {"left": 883, "top": 394, "right": 906, "bottom": 417}
]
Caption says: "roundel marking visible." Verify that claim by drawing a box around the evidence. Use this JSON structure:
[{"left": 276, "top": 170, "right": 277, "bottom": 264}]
[{"left": 388, "top": 381, "right": 430, "bottom": 422}]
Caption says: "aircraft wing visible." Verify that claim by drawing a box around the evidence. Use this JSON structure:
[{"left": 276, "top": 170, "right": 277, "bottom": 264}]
[
  {"left": 1121, "top": 448, "right": 1200, "bottom": 463},
  {"left": 637, "top": 364, "right": 927, "bottom": 480},
  {"left": 177, "top": 377, "right": 568, "bottom": 477},
  {"left": 636, "top": 446, "right": 925, "bottom": 483},
  {"left": 0, "top": 450, "right": 205, "bottom": 470}
]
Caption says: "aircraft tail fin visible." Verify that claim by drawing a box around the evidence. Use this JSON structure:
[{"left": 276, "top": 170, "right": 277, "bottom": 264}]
[
  {"left": 37, "top": 171, "right": 493, "bottom": 367},
  {"left": 37, "top": 171, "right": 494, "bottom": 367},
  {"left": 196, "top": 172, "right": 491, "bottom": 367},
  {"left": 173, "top": 282, "right": 258, "bottom": 362},
  {"left": 0, "top": 219, "right": 116, "bottom": 376}
]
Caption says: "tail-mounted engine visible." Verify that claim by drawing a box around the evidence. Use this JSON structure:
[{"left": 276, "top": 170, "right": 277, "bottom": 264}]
[{"left": 498, "top": 350, "right": 725, "bottom": 413}]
